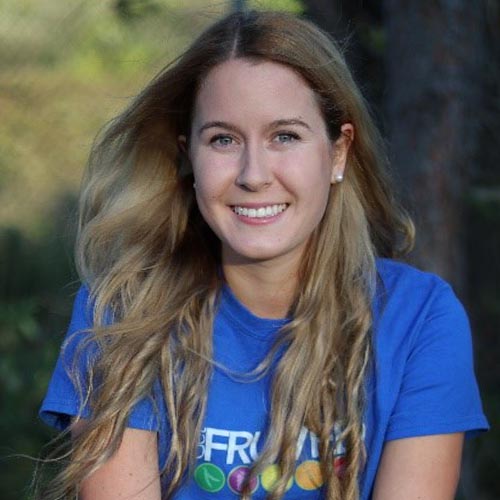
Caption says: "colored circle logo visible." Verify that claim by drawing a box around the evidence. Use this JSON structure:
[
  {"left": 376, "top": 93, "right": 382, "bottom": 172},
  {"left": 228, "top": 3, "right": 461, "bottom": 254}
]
[
  {"left": 333, "top": 456, "right": 346, "bottom": 477},
  {"left": 194, "top": 463, "right": 225, "bottom": 493},
  {"left": 228, "top": 466, "right": 259, "bottom": 494},
  {"left": 261, "top": 464, "right": 293, "bottom": 492},
  {"left": 295, "top": 460, "right": 324, "bottom": 490}
]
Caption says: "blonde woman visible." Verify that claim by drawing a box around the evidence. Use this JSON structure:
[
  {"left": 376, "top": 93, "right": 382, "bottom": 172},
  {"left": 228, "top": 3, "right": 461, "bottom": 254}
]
[{"left": 39, "top": 9, "right": 488, "bottom": 500}]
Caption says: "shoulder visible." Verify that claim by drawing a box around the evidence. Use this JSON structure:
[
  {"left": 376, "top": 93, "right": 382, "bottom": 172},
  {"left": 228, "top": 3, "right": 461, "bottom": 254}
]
[
  {"left": 67, "top": 284, "right": 114, "bottom": 332},
  {"left": 374, "top": 258, "right": 463, "bottom": 321},
  {"left": 375, "top": 257, "right": 450, "bottom": 293},
  {"left": 372, "top": 258, "right": 471, "bottom": 360},
  {"left": 68, "top": 284, "right": 94, "bottom": 329},
  {"left": 57, "top": 284, "right": 101, "bottom": 369}
]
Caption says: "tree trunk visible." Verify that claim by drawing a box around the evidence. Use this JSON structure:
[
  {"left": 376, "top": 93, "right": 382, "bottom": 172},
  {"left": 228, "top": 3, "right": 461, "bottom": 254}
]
[{"left": 383, "top": 1, "right": 485, "bottom": 292}]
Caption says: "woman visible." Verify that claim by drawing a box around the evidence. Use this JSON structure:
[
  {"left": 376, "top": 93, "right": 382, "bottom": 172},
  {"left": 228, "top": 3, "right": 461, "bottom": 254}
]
[{"left": 39, "top": 9, "right": 488, "bottom": 500}]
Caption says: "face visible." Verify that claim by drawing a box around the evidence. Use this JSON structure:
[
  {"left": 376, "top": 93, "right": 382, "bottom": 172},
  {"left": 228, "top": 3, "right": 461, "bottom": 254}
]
[{"left": 184, "top": 58, "right": 352, "bottom": 269}]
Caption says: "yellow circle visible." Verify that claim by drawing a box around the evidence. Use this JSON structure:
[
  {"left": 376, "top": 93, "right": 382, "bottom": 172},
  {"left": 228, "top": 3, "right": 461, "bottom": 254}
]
[
  {"left": 261, "top": 464, "right": 293, "bottom": 492},
  {"left": 295, "top": 460, "right": 324, "bottom": 490}
]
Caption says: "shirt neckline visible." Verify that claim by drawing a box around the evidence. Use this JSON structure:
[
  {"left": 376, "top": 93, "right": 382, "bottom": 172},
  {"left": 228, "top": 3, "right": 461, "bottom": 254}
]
[{"left": 218, "top": 284, "right": 290, "bottom": 341}]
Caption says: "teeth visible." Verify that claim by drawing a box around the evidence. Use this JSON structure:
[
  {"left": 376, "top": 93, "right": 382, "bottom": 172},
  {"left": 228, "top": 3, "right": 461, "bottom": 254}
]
[{"left": 232, "top": 204, "right": 288, "bottom": 218}]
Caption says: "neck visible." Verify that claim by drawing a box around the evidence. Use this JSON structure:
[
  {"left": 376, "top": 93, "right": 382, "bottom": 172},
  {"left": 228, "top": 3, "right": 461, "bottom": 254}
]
[{"left": 222, "top": 256, "right": 300, "bottom": 319}]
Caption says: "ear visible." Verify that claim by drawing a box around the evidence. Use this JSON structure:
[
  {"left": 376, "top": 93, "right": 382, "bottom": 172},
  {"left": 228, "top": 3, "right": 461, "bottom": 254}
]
[
  {"left": 331, "top": 123, "right": 354, "bottom": 184},
  {"left": 177, "top": 135, "right": 192, "bottom": 176},
  {"left": 178, "top": 135, "right": 188, "bottom": 155}
]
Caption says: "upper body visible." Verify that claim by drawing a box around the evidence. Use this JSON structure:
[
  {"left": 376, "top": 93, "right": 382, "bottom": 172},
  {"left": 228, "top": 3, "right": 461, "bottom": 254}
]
[
  {"left": 37, "top": 9, "right": 488, "bottom": 500},
  {"left": 40, "top": 259, "right": 488, "bottom": 499}
]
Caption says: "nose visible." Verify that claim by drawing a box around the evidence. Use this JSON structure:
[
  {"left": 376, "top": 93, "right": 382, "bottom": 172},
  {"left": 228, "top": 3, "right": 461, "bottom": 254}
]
[{"left": 235, "top": 143, "right": 273, "bottom": 191}]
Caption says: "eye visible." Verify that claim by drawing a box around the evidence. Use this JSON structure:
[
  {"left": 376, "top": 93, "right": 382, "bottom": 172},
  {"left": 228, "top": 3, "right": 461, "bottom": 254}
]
[
  {"left": 210, "top": 134, "right": 235, "bottom": 147},
  {"left": 274, "top": 132, "right": 300, "bottom": 144}
]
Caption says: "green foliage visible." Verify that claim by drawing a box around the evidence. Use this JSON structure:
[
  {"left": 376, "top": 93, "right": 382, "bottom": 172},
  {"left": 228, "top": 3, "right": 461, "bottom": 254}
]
[
  {"left": 249, "top": 0, "right": 303, "bottom": 14},
  {"left": 0, "top": 222, "right": 79, "bottom": 499},
  {"left": 0, "top": 1, "right": 202, "bottom": 234},
  {"left": 115, "top": 0, "right": 164, "bottom": 21}
]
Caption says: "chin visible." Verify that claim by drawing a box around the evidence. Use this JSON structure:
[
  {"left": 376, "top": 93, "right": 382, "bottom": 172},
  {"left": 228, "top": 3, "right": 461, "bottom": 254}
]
[{"left": 223, "top": 243, "right": 300, "bottom": 265}]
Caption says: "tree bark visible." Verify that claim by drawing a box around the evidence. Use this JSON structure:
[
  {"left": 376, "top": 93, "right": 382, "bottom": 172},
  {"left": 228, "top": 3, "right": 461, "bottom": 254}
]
[{"left": 383, "top": 0, "right": 485, "bottom": 292}]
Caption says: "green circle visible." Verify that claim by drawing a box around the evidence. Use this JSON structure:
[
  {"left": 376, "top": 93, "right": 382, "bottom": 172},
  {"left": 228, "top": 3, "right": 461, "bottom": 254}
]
[{"left": 194, "top": 463, "right": 226, "bottom": 493}]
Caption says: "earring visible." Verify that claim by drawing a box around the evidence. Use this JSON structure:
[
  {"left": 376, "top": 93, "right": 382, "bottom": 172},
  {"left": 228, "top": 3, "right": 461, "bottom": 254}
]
[
  {"left": 333, "top": 174, "right": 343, "bottom": 183},
  {"left": 193, "top": 182, "right": 197, "bottom": 189}
]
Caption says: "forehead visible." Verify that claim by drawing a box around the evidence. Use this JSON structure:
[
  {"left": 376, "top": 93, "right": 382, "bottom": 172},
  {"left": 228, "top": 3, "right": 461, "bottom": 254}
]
[{"left": 193, "top": 58, "right": 324, "bottom": 125}]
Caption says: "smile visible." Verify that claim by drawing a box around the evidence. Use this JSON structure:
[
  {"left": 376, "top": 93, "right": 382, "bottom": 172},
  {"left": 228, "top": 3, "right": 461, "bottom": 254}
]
[{"left": 231, "top": 204, "right": 288, "bottom": 218}]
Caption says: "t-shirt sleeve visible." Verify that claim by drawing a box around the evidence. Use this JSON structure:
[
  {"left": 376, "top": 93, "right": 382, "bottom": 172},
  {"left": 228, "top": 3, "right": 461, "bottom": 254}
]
[
  {"left": 385, "top": 282, "right": 489, "bottom": 441},
  {"left": 39, "top": 285, "right": 160, "bottom": 432}
]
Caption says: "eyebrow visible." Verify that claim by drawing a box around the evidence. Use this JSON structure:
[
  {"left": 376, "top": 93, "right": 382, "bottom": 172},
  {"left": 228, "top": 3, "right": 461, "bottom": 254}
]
[{"left": 196, "top": 118, "right": 312, "bottom": 136}]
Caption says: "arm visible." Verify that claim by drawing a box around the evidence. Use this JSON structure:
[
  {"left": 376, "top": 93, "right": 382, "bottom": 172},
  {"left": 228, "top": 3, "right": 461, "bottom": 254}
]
[
  {"left": 372, "top": 433, "right": 464, "bottom": 500},
  {"left": 73, "top": 422, "right": 162, "bottom": 500}
]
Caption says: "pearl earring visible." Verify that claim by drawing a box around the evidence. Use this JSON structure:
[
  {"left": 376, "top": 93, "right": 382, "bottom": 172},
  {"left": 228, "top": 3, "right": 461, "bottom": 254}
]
[
  {"left": 193, "top": 182, "right": 197, "bottom": 189},
  {"left": 333, "top": 174, "right": 343, "bottom": 183}
]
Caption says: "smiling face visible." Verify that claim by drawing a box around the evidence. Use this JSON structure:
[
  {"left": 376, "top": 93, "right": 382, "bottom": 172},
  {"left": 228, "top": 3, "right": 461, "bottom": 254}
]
[{"left": 185, "top": 58, "right": 351, "bottom": 270}]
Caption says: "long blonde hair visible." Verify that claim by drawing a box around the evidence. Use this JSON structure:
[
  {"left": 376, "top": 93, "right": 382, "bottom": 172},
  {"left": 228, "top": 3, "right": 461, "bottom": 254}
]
[{"left": 39, "top": 9, "right": 414, "bottom": 500}]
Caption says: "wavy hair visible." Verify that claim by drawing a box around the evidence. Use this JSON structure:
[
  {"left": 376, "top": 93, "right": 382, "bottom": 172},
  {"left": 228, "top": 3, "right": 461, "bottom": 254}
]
[{"left": 38, "top": 9, "right": 414, "bottom": 500}]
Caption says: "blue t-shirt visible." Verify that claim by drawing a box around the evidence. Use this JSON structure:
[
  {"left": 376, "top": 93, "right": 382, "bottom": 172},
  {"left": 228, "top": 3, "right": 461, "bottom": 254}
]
[{"left": 40, "top": 259, "right": 489, "bottom": 499}]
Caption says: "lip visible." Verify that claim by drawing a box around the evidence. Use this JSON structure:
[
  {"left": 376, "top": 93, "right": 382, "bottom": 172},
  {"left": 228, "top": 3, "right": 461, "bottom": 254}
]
[{"left": 229, "top": 203, "right": 289, "bottom": 225}]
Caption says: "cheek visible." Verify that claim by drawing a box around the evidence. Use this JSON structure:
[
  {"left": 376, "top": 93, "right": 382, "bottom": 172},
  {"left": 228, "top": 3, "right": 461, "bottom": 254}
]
[
  {"left": 192, "top": 160, "right": 218, "bottom": 197},
  {"left": 193, "top": 168, "right": 234, "bottom": 223},
  {"left": 280, "top": 150, "right": 332, "bottom": 196},
  {"left": 194, "top": 173, "right": 228, "bottom": 205},
  {"left": 192, "top": 152, "right": 235, "bottom": 194}
]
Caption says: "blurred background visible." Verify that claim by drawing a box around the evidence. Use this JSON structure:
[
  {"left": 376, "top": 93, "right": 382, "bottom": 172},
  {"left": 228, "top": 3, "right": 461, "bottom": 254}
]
[{"left": 0, "top": 0, "right": 498, "bottom": 498}]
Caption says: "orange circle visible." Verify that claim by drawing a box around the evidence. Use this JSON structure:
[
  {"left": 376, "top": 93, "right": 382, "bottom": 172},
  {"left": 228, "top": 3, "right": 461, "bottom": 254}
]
[{"left": 295, "top": 460, "right": 324, "bottom": 490}]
